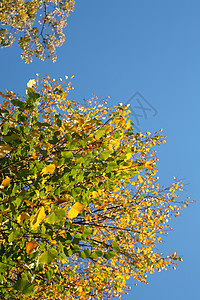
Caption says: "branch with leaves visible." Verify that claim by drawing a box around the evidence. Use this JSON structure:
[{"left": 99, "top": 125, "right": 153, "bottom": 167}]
[
  {"left": 0, "top": 0, "right": 75, "bottom": 63},
  {"left": 0, "top": 76, "right": 191, "bottom": 299}
]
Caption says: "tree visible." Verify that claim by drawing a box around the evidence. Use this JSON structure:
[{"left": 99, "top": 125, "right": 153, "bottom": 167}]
[
  {"left": 0, "top": 76, "right": 189, "bottom": 299},
  {"left": 0, "top": 0, "right": 75, "bottom": 63}
]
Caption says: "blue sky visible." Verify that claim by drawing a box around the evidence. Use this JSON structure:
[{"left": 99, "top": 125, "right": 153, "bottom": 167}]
[{"left": 1, "top": 1, "right": 200, "bottom": 299}]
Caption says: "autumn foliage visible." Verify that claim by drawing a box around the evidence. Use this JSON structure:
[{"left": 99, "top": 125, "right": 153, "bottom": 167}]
[
  {"left": 0, "top": 0, "right": 75, "bottom": 63},
  {"left": 0, "top": 76, "right": 189, "bottom": 299}
]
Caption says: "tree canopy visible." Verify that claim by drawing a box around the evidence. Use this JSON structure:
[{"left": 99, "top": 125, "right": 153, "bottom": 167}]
[
  {"left": 0, "top": 76, "right": 189, "bottom": 299},
  {"left": 0, "top": 0, "right": 75, "bottom": 63}
]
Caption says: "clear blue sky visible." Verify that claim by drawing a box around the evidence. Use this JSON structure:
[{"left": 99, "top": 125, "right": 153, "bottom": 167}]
[{"left": 1, "top": 1, "right": 200, "bottom": 299}]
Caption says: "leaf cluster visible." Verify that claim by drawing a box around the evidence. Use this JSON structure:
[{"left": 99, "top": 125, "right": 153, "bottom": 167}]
[{"left": 0, "top": 0, "right": 75, "bottom": 62}]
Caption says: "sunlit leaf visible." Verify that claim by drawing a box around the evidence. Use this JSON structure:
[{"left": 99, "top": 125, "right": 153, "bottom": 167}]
[
  {"left": 30, "top": 207, "right": 46, "bottom": 230},
  {"left": 41, "top": 164, "right": 56, "bottom": 175},
  {"left": 0, "top": 176, "right": 11, "bottom": 188},
  {"left": 125, "top": 119, "right": 131, "bottom": 130},
  {"left": 68, "top": 202, "right": 84, "bottom": 219},
  {"left": 99, "top": 149, "right": 113, "bottom": 160},
  {"left": 95, "top": 128, "right": 105, "bottom": 140}
]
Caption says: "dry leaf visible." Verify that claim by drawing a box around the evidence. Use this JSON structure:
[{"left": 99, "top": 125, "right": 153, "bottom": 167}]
[
  {"left": 17, "top": 212, "right": 30, "bottom": 223},
  {"left": 32, "top": 152, "right": 38, "bottom": 159},
  {"left": 0, "top": 144, "right": 11, "bottom": 158},
  {"left": 26, "top": 241, "right": 39, "bottom": 254}
]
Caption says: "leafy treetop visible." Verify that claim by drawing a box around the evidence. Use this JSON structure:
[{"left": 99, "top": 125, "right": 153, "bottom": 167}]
[
  {"left": 0, "top": 76, "right": 189, "bottom": 299},
  {"left": 0, "top": 0, "right": 75, "bottom": 63}
]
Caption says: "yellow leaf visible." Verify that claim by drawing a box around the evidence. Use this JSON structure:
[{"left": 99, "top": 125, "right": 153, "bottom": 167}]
[
  {"left": 17, "top": 212, "right": 30, "bottom": 223},
  {"left": 0, "top": 144, "right": 11, "bottom": 158},
  {"left": 26, "top": 241, "right": 39, "bottom": 255},
  {"left": 32, "top": 152, "right": 38, "bottom": 159},
  {"left": 68, "top": 202, "right": 84, "bottom": 219},
  {"left": 30, "top": 207, "right": 46, "bottom": 230},
  {"left": 41, "top": 164, "right": 56, "bottom": 175},
  {"left": 157, "top": 237, "right": 162, "bottom": 243},
  {"left": 92, "top": 191, "right": 98, "bottom": 198},
  {"left": 126, "top": 119, "right": 131, "bottom": 130},
  {"left": 125, "top": 152, "right": 132, "bottom": 160},
  {"left": 0, "top": 177, "right": 11, "bottom": 188},
  {"left": 46, "top": 185, "right": 53, "bottom": 192},
  {"left": 138, "top": 175, "right": 143, "bottom": 183}
]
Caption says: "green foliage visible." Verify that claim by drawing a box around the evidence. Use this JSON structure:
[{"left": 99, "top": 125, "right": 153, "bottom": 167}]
[{"left": 0, "top": 76, "right": 188, "bottom": 299}]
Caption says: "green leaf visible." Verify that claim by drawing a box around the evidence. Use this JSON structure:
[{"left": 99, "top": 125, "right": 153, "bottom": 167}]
[
  {"left": 79, "top": 248, "right": 91, "bottom": 259},
  {"left": 62, "top": 151, "right": 73, "bottom": 159},
  {"left": 54, "top": 208, "right": 66, "bottom": 222},
  {"left": 14, "top": 279, "right": 34, "bottom": 296},
  {"left": 55, "top": 114, "right": 62, "bottom": 127},
  {"left": 64, "top": 134, "right": 72, "bottom": 142},
  {"left": 73, "top": 233, "right": 82, "bottom": 245},
  {"left": 82, "top": 228, "right": 92, "bottom": 240},
  {"left": 2, "top": 121, "right": 9, "bottom": 134},
  {"left": 73, "top": 187, "right": 81, "bottom": 196},
  {"left": 46, "top": 269, "right": 54, "bottom": 280},
  {"left": 74, "top": 233, "right": 82, "bottom": 239},
  {"left": 8, "top": 228, "right": 21, "bottom": 243},
  {"left": 99, "top": 150, "right": 113, "bottom": 160},
  {"left": 95, "top": 128, "right": 105, "bottom": 140},
  {"left": 35, "top": 122, "right": 51, "bottom": 127},
  {"left": 79, "top": 251, "right": 86, "bottom": 259},
  {"left": 11, "top": 99, "right": 25, "bottom": 110},
  {"left": 84, "top": 248, "right": 91, "bottom": 257},
  {"left": 46, "top": 212, "right": 56, "bottom": 224},
  {"left": 90, "top": 250, "right": 103, "bottom": 259},
  {"left": 112, "top": 241, "right": 119, "bottom": 253},
  {"left": 104, "top": 251, "right": 116, "bottom": 260},
  {"left": 72, "top": 244, "right": 79, "bottom": 253},
  {"left": 106, "top": 162, "right": 118, "bottom": 173},
  {"left": 0, "top": 262, "right": 8, "bottom": 273},
  {"left": 26, "top": 89, "right": 40, "bottom": 100},
  {"left": 40, "top": 249, "right": 57, "bottom": 264}
]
